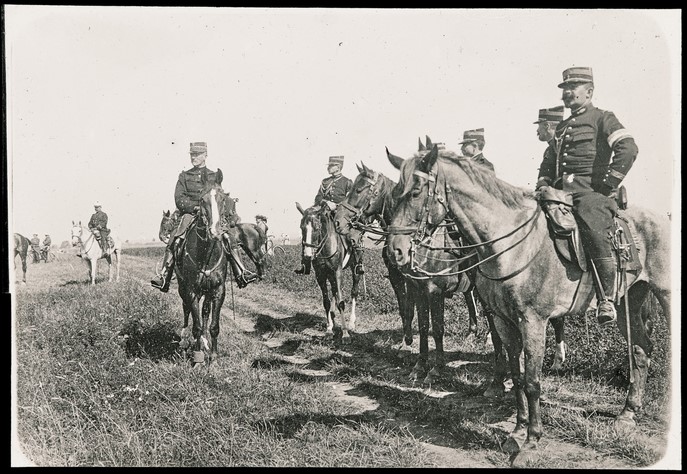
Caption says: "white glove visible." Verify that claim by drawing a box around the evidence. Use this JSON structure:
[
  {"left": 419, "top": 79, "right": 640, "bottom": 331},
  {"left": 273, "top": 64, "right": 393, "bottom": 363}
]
[{"left": 325, "top": 200, "right": 337, "bottom": 211}]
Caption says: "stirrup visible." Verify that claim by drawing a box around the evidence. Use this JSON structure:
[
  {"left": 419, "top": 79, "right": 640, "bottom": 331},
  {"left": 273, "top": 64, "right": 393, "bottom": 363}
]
[
  {"left": 355, "top": 263, "right": 365, "bottom": 275},
  {"left": 596, "top": 300, "right": 617, "bottom": 328},
  {"left": 150, "top": 277, "right": 170, "bottom": 293}
]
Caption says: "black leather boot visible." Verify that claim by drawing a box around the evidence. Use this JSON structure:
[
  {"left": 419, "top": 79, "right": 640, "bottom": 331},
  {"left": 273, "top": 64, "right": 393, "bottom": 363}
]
[
  {"left": 151, "top": 243, "right": 176, "bottom": 292},
  {"left": 591, "top": 257, "right": 618, "bottom": 327},
  {"left": 226, "top": 241, "right": 257, "bottom": 288}
]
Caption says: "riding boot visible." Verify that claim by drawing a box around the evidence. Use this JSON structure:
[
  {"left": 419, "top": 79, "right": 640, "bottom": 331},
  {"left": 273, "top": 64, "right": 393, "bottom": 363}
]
[
  {"left": 151, "top": 243, "right": 176, "bottom": 293},
  {"left": 224, "top": 237, "right": 257, "bottom": 288},
  {"left": 591, "top": 257, "right": 618, "bottom": 327}
]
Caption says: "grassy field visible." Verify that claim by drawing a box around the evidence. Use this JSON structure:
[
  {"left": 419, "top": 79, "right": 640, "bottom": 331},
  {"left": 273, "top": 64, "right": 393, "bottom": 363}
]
[{"left": 12, "top": 245, "right": 676, "bottom": 467}]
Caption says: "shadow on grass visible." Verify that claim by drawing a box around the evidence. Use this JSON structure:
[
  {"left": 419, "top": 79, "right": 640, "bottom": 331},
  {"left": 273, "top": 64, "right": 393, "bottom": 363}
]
[{"left": 118, "top": 319, "right": 182, "bottom": 362}]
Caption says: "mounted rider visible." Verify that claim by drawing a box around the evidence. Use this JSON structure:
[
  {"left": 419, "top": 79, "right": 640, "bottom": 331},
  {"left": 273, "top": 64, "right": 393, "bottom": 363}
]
[
  {"left": 294, "top": 155, "right": 365, "bottom": 276},
  {"left": 88, "top": 202, "right": 112, "bottom": 256},
  {"left": 150, "top": 141, "right": 258, "bottom": 293},
  {"left": 458, "top": 128, "right": 494, "bottom": 171},
  {"left": 535, "top": 67, "right": 639, "bottom": 328},
  {"left": 534, "top": 106, "right": 565, "bottom": 145},
  {"left": 42, "top": 234, "right": 52, "bottom": 258}
]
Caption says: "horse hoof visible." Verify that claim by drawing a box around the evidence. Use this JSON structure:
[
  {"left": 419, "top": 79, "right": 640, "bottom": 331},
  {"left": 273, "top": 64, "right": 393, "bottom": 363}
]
[
  {"left": 502, "top": 430, "right": 527, "bottom": 454},
  {"left": 510, "top": 443, "right": 538, "bottom": 468},
  {"left": 613, "top": 415, "right": 637, "bottom": 434}
]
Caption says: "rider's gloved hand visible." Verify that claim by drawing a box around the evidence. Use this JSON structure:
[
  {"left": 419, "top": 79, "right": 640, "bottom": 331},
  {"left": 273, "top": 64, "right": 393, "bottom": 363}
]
[{"left": 324, "top": 200, "right": 337, "bottom": 211}]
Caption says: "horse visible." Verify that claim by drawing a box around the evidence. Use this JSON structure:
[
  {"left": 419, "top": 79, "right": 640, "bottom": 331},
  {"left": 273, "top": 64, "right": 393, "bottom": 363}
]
[
  {"left": 387, "top": 145, "right": 671, "bottom": 466},
  {"left": 71, "top": 221, "right": 122, "bottom": 285},
  {"left": 159, "top": 205, "right": 268, "bottom": 280},
  {"left": 334, "top": 160, "right": 502, "bottom": 386},
  {"left": 296, "top": 201, "right": 362, "bottom": 344},
  {"left": 173, "top": 184, "right": 231, "bottom": 366},
  {"left": 13, "top": 233, "right": 31, "bottom": 284}
]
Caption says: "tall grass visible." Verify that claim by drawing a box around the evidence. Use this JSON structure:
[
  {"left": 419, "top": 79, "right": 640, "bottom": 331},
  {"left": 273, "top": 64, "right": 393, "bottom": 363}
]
[{"left": 14, "top": 247, "right": 673, "bottom": 467}]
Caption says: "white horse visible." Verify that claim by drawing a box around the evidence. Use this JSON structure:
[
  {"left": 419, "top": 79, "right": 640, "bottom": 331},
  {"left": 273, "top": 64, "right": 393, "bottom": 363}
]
[{"left": 71, "top": 220, "right": 122, "bottom": 285}]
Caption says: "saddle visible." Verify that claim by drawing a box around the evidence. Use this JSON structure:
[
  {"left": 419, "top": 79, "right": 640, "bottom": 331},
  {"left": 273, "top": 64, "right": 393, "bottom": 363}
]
[{"left": 537, "top": 187, "right": 642, "bottom": 275}]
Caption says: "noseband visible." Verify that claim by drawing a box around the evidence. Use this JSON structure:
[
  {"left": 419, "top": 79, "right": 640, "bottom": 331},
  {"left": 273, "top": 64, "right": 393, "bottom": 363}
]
[{"left": 388, "top": 163, "right": 543, "bottom": 281}]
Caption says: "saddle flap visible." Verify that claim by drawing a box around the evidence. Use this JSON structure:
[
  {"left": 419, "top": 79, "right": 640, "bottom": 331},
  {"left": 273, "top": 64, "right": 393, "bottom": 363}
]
[{"left": 538, "top": 188, "right": 576, "bottom": 237}]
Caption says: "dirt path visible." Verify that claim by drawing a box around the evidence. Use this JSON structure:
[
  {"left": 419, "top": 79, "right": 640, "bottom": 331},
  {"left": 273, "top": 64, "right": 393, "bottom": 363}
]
[{"left": 216, "top": 281, "right": 635, "bottom": 469}]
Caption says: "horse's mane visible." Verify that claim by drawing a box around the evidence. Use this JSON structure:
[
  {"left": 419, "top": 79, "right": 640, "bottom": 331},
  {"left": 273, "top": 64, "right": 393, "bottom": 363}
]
[{"left": 398, "top": 149, "right": 532, "bottom": 210}]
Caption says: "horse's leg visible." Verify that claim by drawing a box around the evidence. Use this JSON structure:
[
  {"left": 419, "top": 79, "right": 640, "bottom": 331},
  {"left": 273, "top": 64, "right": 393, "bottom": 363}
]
[
  {"left": 333, "top": 267, "right": 350, "bottom": 344},
  {"left": 614, "top": 281, "right": 654, "bottom": 430},
  {"left": 114, "top": 250, "right": 121, "bottom": 281},
  {"left": 388, "top": 264, "right": 413, "bottom": 352},
  {"left": 464, "top": 288, "right": 479, "bottom": 335},
  {"left": 316, "top": 269, "right": 334, "bottom": 337},
  {"left": 107, "top": 256, "right": 114, "bottom": 282},
  {"left": 21, "top": 255, "right": 27, "bottom": 283},
  {"left": 90, "top": 259, "right": 97, "bottom": 285},
  {"left": 410, "top": 287, "right": 430, "bottom": 383},
  {"left": 424, "top": 285, "right": 446, "bottom": 386},
  {"left": 483, "top": 304, "right": 510, "bottom": 398},
  {"left": 549, "top": 316, "right": 566, "bottom": 370},
  {"left": 348, "top": 264, "right": 360, "bottom": 332},
  {"left": 509, "top": 316, "right": 548, "bottom": 468},
  {"left": 208, "top": 285, "right": 226, "bottom": 365}
]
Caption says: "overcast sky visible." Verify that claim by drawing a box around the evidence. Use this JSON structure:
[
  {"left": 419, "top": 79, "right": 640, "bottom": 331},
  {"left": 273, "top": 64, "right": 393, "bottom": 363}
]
[{"left": 5, "top": 7, "right": 681, "bottom": 246}]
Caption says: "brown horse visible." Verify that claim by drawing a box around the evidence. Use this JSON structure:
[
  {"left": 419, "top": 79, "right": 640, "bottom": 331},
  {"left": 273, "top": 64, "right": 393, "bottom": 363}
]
[
  {"left": 334, "top": 160, "right": 505, "bottom": 387},
  {"left": 387, "top": 145, "right": 671, "bottom": 467},
  {"left": 296, "top": 201, "right": 362, "bottom": 343},
  {"left": 174, "top": 185, "right": 230, "bottom": 366},
  {"left": 159, "top": 202, "right": 268, "bottom": 280},
  {"left": 13, "top": 233, "right": 31, "bottom": 284}
]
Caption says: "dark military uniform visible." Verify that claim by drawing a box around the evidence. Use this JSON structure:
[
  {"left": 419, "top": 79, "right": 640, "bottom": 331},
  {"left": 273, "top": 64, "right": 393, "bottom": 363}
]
[
  {"left": 470, "top": 152, "right": 494, "bottom": 171},
  {"left": 30, "top": 235, "right": 40, "bottom": 260},
  {"left": 314, "top": 174, "right": 353, "bottom": 206},
  {"left": 43, "top": 235, "right": 52, "bottom": 248},
  {"left": 171, "top": 166, "right": 223, "bottom": 237},
  {"left": 88, "top": 209, "right": 111, "bottom": 251},
  {"left": 537, "top": 103, "right": 638, "bottom": 260}
]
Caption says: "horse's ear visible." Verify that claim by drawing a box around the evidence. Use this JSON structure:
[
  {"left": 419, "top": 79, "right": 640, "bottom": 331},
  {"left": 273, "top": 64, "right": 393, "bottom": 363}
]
[
  {"left": 420, "top": 144, "right": 439, "bottom": 172},
  {"left": 295, "top": 202, "right": 305, "bottom": 215},
  {"left": 79, "top": 220, "right": 81, "bottom": 226},
  {"left": 361, "top": 162, "right": 371, "bottom": 174},
  {"left": 386, "top": 147, "right": 404, "bottom": 170},
  {"left": 164, "top": 210, "right": 170, "bottom": 217},
  {"left": 356, "top": 163, "right": 364, "bottom": 174},
  {"left": 418, "top": 137, "right": 426, "bottom": 152},
  {"left": 72, "top": 220, "right": 75, "bottom": 225},
  {"left": 425, "top": 135, "right": 433, "bottom": 150}
]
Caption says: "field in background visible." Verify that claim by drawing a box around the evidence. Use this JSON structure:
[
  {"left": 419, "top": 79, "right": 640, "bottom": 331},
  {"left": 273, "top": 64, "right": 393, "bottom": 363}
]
[{"left": 13, "top": 245, "right": 674, "bottom": 467}]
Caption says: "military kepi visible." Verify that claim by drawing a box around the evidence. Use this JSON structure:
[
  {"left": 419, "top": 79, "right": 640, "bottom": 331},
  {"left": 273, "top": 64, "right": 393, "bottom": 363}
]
[
  {"left": 534, "top": 106, "right": 565, "bottom": 124},
  {"left": 558, "top": 67, "right": 593, "bottom": 88},
  {"left": 328, "top": 155, "right": 344, "bottom": 166},
  {"left": 458, "top": 128, "right": 485, "bottom": 144},
  {"left": 190, "top": 142, "right": 207, "bottom": 154}
]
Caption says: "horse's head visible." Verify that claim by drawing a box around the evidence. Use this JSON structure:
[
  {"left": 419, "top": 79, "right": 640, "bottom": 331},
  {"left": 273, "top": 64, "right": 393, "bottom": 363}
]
[
  {"left": 296, "top": 201, "right": 326, "bottom": 259},
  {"left": 71, "top": 220, "right": 83, "bottom": 247},
  {"left": 387, "top": 145, "right": 448, "bottom": 267},
  {"left": 334, "top": 162, "right": 388, "bottom": 235},
  {"left": 199, "top": 185, "right": 228, "bottom": 239},
  {"left": 158, "top": 210, "right": 180, "bottom": 244}
]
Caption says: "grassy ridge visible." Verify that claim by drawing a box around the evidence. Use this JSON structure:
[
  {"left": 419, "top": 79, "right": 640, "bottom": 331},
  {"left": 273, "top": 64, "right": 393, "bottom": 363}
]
[{"left": 14, "top": 247, "right": 672, "bottom": 467}]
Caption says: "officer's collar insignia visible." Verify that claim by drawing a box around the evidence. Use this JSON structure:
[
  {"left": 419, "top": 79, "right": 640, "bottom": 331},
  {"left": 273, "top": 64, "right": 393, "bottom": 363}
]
[{"left": 573, "top": 106, "right": 587, "bottom": 116}]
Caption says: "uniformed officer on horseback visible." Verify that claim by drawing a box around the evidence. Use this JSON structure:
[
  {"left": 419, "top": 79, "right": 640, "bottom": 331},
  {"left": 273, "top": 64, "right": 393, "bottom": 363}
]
[
  {"left": 151, "top": 141, "right": 258, "bottom": 292},
  {"left": 294, "top": 155, "right": 365, "bottom": 276},
  {"left": 535, "top": 67, "right": 639, "bottom": 327},
  {"left": 534, "top": 105, "right": 565, "bottom": 145},
  {"left": 88, "top": 201, "right": 111, "bottom": 256},
  {"left": 458, "top": 128, "right": 494, "bottom": 171}
]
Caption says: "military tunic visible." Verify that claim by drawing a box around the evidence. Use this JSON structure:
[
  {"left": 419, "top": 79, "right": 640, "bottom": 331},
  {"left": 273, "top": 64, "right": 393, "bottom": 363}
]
[
  {"left": 314, "top": 174, "right": 353, "bottom": 206},
  {"left": 171, "top": 166, "right": 224, "bottom": 239},
  {"left": 536, "top": 103, "right": 638, "bottom": 259},
  {"left": 43, "top": 236, "right": 52, "bottom": 248},
  {"left": 88, "top": 210, "right": 109, "bottom": 232},
  {"left": 470, "top": 153, "right": 494, "bottom": 171}
]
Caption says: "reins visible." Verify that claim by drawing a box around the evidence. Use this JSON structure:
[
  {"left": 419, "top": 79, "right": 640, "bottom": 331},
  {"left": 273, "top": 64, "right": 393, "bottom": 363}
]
[{"left": 388, "top": 163, "right": 545, "bottom": 281}]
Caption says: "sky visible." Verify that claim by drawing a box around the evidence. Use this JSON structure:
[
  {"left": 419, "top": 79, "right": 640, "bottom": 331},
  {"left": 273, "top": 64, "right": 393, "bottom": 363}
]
[
  {"left": 5, "top": 7, "right": 681, "bottom": 246},
  {"left": 5, "top": 7, "right": 682, "bottom": 468}
]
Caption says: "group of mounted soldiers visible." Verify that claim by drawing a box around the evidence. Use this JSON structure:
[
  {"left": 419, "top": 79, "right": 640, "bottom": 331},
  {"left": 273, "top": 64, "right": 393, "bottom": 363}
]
[{"left": 149, "top": 66, "right": 638, "bottom": 330}]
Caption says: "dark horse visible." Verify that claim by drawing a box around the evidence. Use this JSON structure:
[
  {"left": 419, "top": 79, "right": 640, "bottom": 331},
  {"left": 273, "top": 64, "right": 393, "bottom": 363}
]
[
  {"left": 296, "top": 201, "right": 362, "bottom": 343},
  {"left": 173, "top": 185, "right": 231, "bottom": 366},
  {"left": 159, "top": 200, "right": 268, "bottom": 281},
  {"left": 334, "top": 160, "right": 502, "bottom": 386},
  {"left": 14, "top": 233, "right": 31, "bottom": 284},
  {"left": 388, "top": 146, "right": 671, "bottom": 467}
]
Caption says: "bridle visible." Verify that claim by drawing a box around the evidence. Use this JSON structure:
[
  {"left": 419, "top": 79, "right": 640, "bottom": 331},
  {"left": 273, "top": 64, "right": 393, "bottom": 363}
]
[
  {"left": 182, "top": 190, "right": 226, "bottom": 276},
  {"left": 71, "top": 226, "right": 97, "bottom": 254},
  {"left": 302, "top": 207, "right": 339, "bottom": 260},
  {"left": 338, "top": 171, "right": 390, "bottom": 235},
  {"left": 387, "top": 161, "right": 543, "bottom": 281}
]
